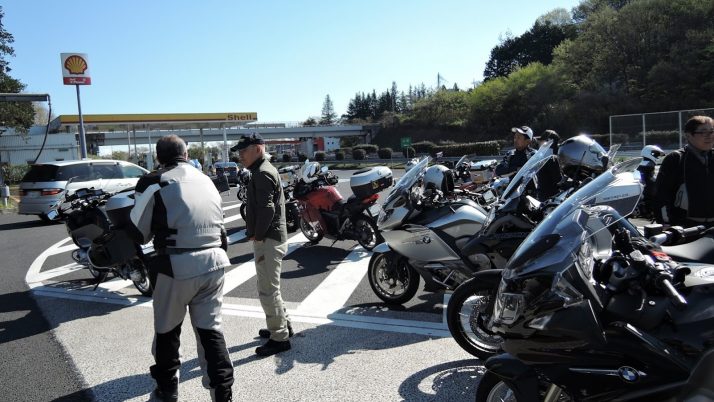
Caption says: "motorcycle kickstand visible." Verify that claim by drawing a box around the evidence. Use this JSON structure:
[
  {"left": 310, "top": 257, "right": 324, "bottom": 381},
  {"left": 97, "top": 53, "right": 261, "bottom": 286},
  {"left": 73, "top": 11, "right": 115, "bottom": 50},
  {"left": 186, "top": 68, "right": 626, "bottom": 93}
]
[{"left": 92, "top": 272, "right": 109, "bottom": 291}]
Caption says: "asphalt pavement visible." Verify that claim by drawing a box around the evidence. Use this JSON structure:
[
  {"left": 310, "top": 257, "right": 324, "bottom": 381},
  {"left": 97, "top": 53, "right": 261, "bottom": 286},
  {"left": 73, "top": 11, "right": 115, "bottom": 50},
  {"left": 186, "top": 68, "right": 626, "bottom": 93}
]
[{"left": 2, "top": 168, "right": 482, "bottom": 402}]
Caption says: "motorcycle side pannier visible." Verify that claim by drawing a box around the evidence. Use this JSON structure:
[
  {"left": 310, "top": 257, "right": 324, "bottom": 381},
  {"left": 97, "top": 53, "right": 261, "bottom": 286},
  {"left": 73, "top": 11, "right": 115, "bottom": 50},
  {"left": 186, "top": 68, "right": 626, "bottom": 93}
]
[
  {"left": 350, "top": 166, "right": 393, "bottom": 199},
  {"left": 105, "top": 192, "right": 135, "bottom": 229}
]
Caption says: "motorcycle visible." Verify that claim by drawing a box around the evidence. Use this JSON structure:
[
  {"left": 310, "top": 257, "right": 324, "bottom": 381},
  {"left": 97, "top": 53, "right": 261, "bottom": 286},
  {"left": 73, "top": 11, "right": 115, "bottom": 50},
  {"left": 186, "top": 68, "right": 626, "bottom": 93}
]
[
  {"left": 477, "top": 158, "right": 714, "bottom": 401},
  {"left": 235, "top": 165, "right": 300, "bottom": 233},
  {"left": 48, "top": 187, "right": 154, "bottom": 296},
  {"left": 452, "top": 155, "right": 500, "bottom": 209},
  {"left": 447, "top": 143, "right": 632, "bottom": 359},
  {"left": 367, "top": 156, "right": 492, "bottom": 305},
  {"left": 294, "top": 161, "right": 392, "bottom": 250}
]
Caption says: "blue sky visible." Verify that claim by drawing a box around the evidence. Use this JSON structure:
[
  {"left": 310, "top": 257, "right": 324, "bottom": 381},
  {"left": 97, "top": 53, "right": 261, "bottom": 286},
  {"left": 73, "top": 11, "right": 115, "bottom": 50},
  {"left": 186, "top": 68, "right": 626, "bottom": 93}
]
[{"left": 4, "top": 0, "right": 582, "bottom": 123}]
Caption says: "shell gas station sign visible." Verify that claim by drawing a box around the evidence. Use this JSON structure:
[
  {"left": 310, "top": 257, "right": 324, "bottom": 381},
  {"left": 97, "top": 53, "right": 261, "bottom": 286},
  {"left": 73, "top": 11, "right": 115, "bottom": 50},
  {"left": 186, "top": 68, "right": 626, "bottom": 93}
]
[{"left": 60, "top": 53, "right": 91, "bottom": 85}]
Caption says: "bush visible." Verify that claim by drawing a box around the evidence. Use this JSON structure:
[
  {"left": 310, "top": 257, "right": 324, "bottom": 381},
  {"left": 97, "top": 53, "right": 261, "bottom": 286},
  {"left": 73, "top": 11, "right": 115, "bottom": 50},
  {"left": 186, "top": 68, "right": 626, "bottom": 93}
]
[
  {"left": 412, "top": 141, "right": 436, "bottom": 154},
  {"left": 643, "top": 130, "right": 680, "bottom": 146},
  {"left": 402, "top": 146, "right": 416, "bottom": 158},
  {"left": 3, "top": 164, "right": 31, "bottom": 184},
  {"left": 339, "top": 147, "right": 352, "bottom": 154},
  {"left": 377, "top": 148, "right": 392, "bottom": 159},
  {"left": 281, "top": 153, "right": 292, "bottom": 162},
  {"left": 353, "top": 149, "right": 366, "bottom": 160},
  {"left": 353, "top": 144, "right": 378, "bottom": 154},
  {"left": 335, "top": 151, "right": 345, "bottom": 160},
  {"left": 298, "top": 153, "right": 308, "bottom": 162},
  {"left": 314, "top": 151, "right": 326, "bottom": 161}
]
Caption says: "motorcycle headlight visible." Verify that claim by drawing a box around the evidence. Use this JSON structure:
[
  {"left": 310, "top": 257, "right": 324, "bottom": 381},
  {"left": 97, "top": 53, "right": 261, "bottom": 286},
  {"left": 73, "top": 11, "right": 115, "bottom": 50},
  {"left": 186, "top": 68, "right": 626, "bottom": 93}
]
[
  {"left": 576, "top": 239, "right": 595, "bottom": 279},
  {"left": 493, "top": 279, "right": 525, "bottom": 326}
]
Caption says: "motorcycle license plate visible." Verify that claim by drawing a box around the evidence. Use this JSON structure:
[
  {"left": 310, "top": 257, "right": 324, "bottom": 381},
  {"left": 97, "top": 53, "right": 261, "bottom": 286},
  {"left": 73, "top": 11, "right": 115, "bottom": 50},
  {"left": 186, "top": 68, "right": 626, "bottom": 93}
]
[
  {"left": 369, "top": 205, "right": 381, "bottom": 216},
  {"left": 25, "top": 190, "right": 40, "bottom": 198},
  {"left": 46, "top": 210, "right": 59, "bottom": 220}
]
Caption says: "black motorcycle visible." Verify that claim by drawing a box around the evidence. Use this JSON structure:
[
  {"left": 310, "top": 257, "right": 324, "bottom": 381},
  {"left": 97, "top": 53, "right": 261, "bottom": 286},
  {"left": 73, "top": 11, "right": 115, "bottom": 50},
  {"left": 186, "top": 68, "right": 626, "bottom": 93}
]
[
  {"left": 476, "top": 158, "right": 714, "bottom": 402},
  {"left": 49, "top": 187, "right": 154, "bottom": 296}
]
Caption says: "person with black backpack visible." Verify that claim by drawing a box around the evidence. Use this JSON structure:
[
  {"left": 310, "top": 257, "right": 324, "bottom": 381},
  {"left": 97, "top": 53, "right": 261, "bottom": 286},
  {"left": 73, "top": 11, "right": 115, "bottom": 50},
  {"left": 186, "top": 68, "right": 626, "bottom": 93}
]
[{"left": 655, "top": 115, "right": 714, "bottom": 227}]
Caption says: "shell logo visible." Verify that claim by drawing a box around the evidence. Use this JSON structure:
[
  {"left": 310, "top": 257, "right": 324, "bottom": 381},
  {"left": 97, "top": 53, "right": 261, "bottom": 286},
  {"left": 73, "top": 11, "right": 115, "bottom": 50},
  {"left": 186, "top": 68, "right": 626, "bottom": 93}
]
[{"left": 64, "top": 55, "right": 88, "bottom": 75}]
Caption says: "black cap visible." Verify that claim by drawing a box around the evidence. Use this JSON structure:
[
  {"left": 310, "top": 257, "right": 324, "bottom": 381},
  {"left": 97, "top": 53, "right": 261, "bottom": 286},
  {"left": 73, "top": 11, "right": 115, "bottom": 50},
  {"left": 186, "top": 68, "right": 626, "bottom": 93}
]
[{"left": 230, "top": 132, "right": 264, "bottom": 152}]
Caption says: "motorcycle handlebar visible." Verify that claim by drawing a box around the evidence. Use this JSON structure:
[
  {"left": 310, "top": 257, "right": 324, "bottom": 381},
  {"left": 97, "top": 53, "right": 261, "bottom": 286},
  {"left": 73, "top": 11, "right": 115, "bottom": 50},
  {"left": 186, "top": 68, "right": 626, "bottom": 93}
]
[{"left": 650, "top": 225, "right": 707, "bottom": 245}]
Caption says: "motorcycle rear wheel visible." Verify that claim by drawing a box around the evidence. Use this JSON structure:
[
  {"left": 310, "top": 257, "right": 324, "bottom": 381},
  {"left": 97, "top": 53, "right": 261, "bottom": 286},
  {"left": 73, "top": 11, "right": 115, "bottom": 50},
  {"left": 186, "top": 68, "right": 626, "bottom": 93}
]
[
  {"left": 354, "top": 217, "right": 382, "bottom": 251},
  {"left": 368, "top": 251, "right": 419, "bottom": 305},
  {"left": 131, "top": 260, "right": 153, "bottom": 297},
  {"left": 300, "top": 218, "right": 323, "bottom": 244},
  {"left": 447, "top": 278, "right": 502, "bottom": 360}
]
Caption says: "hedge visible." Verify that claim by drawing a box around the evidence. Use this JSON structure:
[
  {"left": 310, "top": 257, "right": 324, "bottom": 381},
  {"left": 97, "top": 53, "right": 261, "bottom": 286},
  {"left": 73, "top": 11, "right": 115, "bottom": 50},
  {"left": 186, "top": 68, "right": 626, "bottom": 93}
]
[
  {"left": 430, "top": 141, "right": 501, "bottom": 157},
  {"left": 335, "top": 151, "right": 345, "bottom": 160},
  {"left": 282, "top": 153, "right": 292, "bottom": 162},
  {"left": 353, "top": 149, "right": 366, "bottom": 160},
  {"left": 314, "top": 151, "right": 326, "bottom": 161},
  {"left": 298, "top": 153, "right": 308, "bottom": 162},
  {"left": 352, "top": 144, "right": 378, "bottom": 154},
  {"left": 377, "top": 148, "right": 392, "bottom": 159},
  {"left": 402, "top": 146, "right": 416, "bottom": 158},
  {"left": 412, "top": 141, "right": 436, "bottom": 154}
]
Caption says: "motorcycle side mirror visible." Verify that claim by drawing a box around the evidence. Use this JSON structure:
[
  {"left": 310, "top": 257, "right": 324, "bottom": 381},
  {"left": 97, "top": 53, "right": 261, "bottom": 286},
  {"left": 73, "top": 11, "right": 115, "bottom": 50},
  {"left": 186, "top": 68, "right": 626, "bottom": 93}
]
[{"left": 320, "top": 166, "right": 329, "bottom": 174}]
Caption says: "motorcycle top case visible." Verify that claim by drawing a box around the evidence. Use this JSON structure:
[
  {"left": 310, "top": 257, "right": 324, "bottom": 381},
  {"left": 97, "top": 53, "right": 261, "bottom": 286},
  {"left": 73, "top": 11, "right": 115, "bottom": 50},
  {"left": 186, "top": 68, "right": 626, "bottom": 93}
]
[
  {"left": 105, "top": 192, "right": 135, "bottom": 229},
  {"left": 350, "top": 166, "right": 393, "bottom": 199}
]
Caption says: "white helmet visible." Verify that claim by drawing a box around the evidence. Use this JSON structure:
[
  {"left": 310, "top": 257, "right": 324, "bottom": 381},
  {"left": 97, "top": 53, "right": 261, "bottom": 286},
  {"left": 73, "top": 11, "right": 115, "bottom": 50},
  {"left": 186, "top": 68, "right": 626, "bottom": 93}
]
[
  {"left": 423, "top": 164, "right": 455, "bottom": 194},
  {"left": 640, "top": 145, "right": 665, "bottom": 164},
  {"left": 301, "top": 160, "right": 320, "bottom": 183}
]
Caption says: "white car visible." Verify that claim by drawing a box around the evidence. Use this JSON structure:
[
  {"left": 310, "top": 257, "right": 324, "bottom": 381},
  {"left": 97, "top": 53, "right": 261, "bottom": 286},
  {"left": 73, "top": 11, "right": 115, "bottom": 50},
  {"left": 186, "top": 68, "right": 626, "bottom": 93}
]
[{"left": 18, "top": 159, "right": 149, "bottom": 222}]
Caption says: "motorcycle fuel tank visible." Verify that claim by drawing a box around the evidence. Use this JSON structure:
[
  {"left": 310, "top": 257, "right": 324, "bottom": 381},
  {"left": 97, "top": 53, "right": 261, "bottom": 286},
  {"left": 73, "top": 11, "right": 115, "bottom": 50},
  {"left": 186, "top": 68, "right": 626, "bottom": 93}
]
[
  {"left": 427, "top": 203, "right": 487, "bottom": 239},
  {"left": 383, "top": 225, "right": 461, "bottom": 262}
]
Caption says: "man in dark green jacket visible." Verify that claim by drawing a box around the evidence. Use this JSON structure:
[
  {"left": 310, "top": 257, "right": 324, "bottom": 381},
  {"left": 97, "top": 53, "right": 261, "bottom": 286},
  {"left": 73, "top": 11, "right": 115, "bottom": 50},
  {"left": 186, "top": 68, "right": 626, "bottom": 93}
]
[{"left": 232, "top": 133, "right": 292, "bottom": 357}]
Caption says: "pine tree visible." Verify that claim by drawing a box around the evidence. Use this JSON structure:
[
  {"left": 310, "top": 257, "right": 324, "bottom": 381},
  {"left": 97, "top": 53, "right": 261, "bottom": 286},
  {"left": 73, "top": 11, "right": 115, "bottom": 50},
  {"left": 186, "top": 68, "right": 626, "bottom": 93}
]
[{"left": 319, "top": 94, "right": 336, "bottom": 125}]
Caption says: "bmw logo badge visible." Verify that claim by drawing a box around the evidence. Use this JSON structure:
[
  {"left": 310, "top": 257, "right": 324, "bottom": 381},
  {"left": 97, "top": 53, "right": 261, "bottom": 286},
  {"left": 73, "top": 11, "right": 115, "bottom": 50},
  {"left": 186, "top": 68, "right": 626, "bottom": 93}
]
[
  {"left": 618, "top": 366, "right": 640, "bottom": 383},
  {"left": 422, "top": 236, "right": 431, "bottom": 244}
]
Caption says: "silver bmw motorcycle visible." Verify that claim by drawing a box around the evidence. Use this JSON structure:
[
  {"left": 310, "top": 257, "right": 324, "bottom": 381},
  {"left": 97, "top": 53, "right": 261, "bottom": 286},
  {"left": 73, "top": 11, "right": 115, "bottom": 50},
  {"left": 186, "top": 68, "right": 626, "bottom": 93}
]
[{"left": 367, "top": 157, "right": 490, "bottom": 305}]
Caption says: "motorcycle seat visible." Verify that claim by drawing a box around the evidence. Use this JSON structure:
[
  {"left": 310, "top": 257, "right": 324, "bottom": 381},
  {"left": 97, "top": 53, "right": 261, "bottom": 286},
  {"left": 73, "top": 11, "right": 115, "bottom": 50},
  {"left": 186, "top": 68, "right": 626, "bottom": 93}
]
[{"left": 662, "top": 236, "right": 714, "bottom": 264}]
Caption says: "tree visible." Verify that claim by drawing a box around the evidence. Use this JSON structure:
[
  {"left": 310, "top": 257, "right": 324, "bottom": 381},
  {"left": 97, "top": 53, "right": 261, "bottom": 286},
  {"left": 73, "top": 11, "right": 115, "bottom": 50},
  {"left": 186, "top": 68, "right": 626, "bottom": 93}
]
[
  {"left": 320, "top": 94, "right": 337, "bottom": 125},
  {"left": 0, "top": 6, "right": 35, "bottom": 134},
  {"left": 483, "top": 20, "right": 577, "bottom": 80},
  {"left": 110, "top": 150, "right": 129, "bottom": 161},
  {"left": 32, "top": 103, "right": 53, "bottom": 124},
  {"left": 303, "top": 117, "right": 318, "bottom": 126}
]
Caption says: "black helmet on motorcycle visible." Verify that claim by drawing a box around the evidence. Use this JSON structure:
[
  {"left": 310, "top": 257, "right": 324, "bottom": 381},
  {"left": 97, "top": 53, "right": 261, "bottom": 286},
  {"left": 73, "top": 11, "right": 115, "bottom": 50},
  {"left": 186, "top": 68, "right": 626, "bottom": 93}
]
[
  {"left": 423, "top": 164, "right": 455, "bottom": 194},
  {"left": 558, "top": 135, "right": 608, "bottom": 180}
]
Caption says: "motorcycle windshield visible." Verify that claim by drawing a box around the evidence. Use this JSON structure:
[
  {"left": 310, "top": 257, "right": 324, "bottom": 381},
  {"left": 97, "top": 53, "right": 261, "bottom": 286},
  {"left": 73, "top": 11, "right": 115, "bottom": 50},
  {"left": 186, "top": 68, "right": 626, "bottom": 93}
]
[
  {"left": 455, "top": 155, "right": 468, "bottom": 168},
  {"left": 503, "top": 158, "right": 643, "bottom": 279},
  {"left": 499, "top": 141, "right": 553, "bottom": 202},
  {"left": 385, "top": 156, "right": 429, "bottom": 206}
]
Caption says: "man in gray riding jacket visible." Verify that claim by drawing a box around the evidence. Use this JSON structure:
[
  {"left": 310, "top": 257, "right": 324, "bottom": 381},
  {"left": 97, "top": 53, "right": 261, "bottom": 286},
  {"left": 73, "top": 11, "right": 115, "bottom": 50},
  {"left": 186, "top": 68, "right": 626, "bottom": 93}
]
[{"left": 128, "top": 135, "right": 234, "bottom": 402}]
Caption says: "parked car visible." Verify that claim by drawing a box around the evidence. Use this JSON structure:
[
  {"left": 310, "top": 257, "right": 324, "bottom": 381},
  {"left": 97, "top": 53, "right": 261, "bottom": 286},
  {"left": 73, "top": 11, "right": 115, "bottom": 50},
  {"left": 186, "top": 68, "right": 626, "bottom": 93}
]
[
  {"left": 18, "top": 160, "right": 149, "bottom": 222},
  {"left": 214, "top": 161, "right": 239, "bottom": 185}
]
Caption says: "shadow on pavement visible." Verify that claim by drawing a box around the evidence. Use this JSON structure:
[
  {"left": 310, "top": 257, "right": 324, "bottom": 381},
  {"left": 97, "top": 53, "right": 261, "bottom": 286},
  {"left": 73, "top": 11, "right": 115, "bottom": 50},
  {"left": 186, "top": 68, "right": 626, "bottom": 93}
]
[
  {"left": 0, "top": 218, "right": 52, "bottom": 231},
  {"left": 398, "top": 359, "right": 484, "bottom": 401}
]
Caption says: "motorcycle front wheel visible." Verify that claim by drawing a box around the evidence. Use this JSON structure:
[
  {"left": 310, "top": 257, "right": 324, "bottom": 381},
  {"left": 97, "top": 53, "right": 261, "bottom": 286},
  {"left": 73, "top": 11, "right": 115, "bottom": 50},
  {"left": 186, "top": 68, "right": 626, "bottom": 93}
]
[
  {"left": 300, "top": 218, "right": 323, "bottom": 244},
  {"left": 354, "top": 217, "right": 382, "bottom": 251},
  {"left": 368, "top": 251, "right": 419, "bottom": 305},
  {"left": 447, "top": 278, "right": 502, "bottom": 360},
  {"left": 476, "top": 372, "right": 519, "bottom": 402},
  {"left": 239, "top": 203, "right": 247, "bottom": 222}
]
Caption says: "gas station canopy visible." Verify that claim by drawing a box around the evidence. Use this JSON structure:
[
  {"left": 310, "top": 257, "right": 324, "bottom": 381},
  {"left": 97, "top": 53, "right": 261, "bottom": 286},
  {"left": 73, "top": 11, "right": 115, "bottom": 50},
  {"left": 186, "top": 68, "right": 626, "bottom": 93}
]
[{"left": 53, "top": 112, "right": 258, "bottom": 132}]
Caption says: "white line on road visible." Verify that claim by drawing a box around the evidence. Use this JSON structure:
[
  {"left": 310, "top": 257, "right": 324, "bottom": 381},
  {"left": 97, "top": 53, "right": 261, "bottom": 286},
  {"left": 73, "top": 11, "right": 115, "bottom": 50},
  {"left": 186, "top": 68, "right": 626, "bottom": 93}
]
[
  {"left": 95, "top": 277, "right": 135, "bottom": 292},
  {"left": 222, "top": 203, "right": 242, "bottom": 212},
  {"left": 30, "top": 262, "right": 85, "bottom": 282},
  {"left": 224, "top": 214, "right": 243, "bottom": 224},
  {"left": 227, "top": 229, "right": 246, "bottom": 244},
  {"left": 295, "top": 246, "right": 371, "bottom": 317}
]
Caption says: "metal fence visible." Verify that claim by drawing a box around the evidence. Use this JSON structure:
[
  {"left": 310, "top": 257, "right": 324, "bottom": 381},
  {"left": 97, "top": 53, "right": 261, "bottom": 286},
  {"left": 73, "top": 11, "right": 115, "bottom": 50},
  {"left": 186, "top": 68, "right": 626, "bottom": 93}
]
[{"left": 609, "top": 108, "right": 714, "bottom": 150}]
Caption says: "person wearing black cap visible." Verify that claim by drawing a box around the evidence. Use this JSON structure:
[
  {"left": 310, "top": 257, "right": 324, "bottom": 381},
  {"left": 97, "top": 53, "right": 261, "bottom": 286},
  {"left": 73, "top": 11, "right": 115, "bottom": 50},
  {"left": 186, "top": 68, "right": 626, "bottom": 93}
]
[
  {"left": 494, "top": 125, "right": 536, "bottom": 176},
  {"left": 231, "top": 133, "right": 292, "bottom": 356}
]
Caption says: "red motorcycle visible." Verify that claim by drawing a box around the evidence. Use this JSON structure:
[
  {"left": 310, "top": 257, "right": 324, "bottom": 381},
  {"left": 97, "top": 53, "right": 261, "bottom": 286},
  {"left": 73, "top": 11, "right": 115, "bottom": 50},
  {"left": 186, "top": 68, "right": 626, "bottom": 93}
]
[{"left": 294, "top": 162, "right": 392, "bottom": 250}]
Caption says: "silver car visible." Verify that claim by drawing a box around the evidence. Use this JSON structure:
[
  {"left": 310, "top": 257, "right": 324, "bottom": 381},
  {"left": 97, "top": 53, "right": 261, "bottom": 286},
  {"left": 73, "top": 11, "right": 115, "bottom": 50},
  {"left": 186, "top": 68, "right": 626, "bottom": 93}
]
[{"left": 18, "top": 160, "right": 148, "bottom": 221}]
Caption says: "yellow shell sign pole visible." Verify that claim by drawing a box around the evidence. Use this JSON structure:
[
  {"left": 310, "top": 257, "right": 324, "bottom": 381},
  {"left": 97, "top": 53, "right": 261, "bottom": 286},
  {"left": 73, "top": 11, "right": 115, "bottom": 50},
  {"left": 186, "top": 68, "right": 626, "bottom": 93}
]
[{"left": 61, "top": 53, "right": 92, "bottom": 159}]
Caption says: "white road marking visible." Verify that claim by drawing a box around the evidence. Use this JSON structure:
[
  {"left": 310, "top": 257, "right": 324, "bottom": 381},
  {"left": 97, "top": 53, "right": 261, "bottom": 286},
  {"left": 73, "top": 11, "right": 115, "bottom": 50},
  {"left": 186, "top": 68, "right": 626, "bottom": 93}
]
[
  {"left": 51, "top": 244, "right": 79, "bottom": 256},
  {"left": 222, "top": 203, "right": 242, "bottom": 212},
  {"left": 95, "top": 277, "right": 135, "bottom": 292},
  {"left": 227, "top": 229, "right": 246, "bottom": 244},
  {"left": 221, "top": 233, "right": 309, "bottom": 295},
  {"left": 224, "top": 214, "right": 243, "bottom": 224},
  {"left": 26, "top": 237, "right": 76, "bottom": 288},
  {"left": 30, "top": 262, "right": 85, "bottom": 282},
  {"left": 295, "top": 246, "right": 370, "bottom": 317}
]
